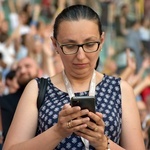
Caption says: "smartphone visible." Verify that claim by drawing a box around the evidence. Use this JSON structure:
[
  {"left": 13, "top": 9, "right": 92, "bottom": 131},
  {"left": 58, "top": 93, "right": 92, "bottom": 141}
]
[
  {"left": 71, "top": 96, "right": 96, "bottom": 122},
  {"left": 71, "top": 96, "right": 95, "bottom": 112}
]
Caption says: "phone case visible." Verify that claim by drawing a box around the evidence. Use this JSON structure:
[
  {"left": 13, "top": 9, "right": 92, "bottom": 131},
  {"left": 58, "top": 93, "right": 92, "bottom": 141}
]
[{"left": 71, "top": 96, "right": 95, "bottom": 113}]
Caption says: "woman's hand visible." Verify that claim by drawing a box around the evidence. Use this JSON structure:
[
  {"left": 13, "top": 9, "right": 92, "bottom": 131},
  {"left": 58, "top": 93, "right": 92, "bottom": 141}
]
[
  {"left": 56, "top": 104, "right": 90, "bottom": 138},
  {"left": 74, "top": 112, "right": 107, "bottom": 149}
]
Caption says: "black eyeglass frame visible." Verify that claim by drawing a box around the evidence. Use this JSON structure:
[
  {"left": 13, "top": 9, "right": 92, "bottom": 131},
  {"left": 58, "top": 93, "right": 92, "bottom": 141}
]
[{"left": 56, "top": 41, "right": 101, "bottom": 55}]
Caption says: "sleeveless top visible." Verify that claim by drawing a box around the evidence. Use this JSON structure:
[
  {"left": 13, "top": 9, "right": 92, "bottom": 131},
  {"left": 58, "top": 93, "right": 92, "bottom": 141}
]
[{"left": 36, "top": 74, "right": 122, "bottom": 150}]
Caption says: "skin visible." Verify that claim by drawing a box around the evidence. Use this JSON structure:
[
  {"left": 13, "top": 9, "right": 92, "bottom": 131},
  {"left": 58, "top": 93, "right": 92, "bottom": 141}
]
[
  {"left": 6, "top": 76, "right": 19, "bottom": 94},
  {"left": 16, "top": 57, "right": 40, "bottom": 86},
  {"left": 53, "top": 20, "right": 102, "bottom": 79},
  {"left": 3, "top": 20, "right": 145, "bottom": 150}
]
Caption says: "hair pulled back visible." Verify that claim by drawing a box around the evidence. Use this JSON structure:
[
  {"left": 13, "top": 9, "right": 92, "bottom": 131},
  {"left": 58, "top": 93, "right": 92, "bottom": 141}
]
[{"left": 53, "top": 5, "right": 102, "bottom": 39}]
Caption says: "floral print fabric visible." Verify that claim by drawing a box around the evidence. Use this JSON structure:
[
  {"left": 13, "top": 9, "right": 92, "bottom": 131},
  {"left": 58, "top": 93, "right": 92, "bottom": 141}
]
[{"left": 36, "top": 74, "right": 122, "bottom": 150}]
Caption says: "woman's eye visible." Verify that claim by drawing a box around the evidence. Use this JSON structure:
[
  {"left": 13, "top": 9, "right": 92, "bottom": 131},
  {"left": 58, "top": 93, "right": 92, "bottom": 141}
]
[
  {"left": 85, "top": 42, "right": 95, "bottom": 47},
  {"left": 65, "top": 45, "right": 77, "bottom": 49}
]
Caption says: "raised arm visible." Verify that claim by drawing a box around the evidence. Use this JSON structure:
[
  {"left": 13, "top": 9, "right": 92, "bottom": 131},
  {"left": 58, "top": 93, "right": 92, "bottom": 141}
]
[
  {"left": 0, "top": 1, "right": 5, "bottom": 23},
  {"left": 8, "top": 0, "right": 16, "bottom": 13},
  {"left": 129, "top": 56, "right": 150, "bottom": 87},
  {"left": 31, "top": 4, "right": 41, "bottom": 25},
  {"left": 42, "top": 35, "right": 56, "bottom": 77},
  {"left": 120, "top": 48, "right": 136, "bottom": 80},
  {"left": 134, "top": 74, "right": 150, "bottom": 96}
]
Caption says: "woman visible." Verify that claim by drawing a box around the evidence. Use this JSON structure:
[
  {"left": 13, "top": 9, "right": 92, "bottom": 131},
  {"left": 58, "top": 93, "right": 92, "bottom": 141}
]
[{"left": 3, "top": 5, "right": 145, "bottom": 150}]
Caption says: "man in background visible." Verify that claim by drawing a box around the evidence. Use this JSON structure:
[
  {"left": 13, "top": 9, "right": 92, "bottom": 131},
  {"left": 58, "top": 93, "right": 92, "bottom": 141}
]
[{"left": 0, "top": 57, "right": 41, "bottom": 144}]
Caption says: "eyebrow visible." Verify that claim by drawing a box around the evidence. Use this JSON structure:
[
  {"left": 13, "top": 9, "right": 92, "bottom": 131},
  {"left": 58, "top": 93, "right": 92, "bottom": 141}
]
[{"left": 61, "top": 37, "right": 99, "bottom": 44}]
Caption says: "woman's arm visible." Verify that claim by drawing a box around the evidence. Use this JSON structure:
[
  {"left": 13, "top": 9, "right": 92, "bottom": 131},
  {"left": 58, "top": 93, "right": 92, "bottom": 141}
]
[
  {"left": 119, "top": 80, "right": 145, "bottom": 149},
  {"left": 3, "top": 80, "right": 64, "bottom": 150}
]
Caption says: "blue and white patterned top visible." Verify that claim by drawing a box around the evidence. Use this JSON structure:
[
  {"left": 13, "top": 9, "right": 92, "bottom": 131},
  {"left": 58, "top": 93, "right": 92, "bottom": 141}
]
[{"left": 36, "top": 74, "right": 122, "bottom": 150}]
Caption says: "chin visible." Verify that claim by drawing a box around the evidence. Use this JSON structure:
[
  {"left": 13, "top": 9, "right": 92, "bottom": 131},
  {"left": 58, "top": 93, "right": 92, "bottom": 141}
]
[
  {"left": 18, "top": 78, "right": 32, "bottom": 87},
  {"left": 73, "top": 69, "right": 91, "bottom": 77}
]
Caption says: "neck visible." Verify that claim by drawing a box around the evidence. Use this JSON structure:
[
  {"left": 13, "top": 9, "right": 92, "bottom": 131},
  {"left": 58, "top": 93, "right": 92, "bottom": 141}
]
[{"left": 63, "top": 70, "right": 95, "bottom": 93}]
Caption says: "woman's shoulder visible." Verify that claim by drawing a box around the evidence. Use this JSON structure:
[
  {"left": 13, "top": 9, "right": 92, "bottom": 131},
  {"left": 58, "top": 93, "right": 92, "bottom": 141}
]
[
  {"left": 105, "top": 75, "right": 133, "bottom": 91},
  {"left": 25, "top": 79, "right": 39, "bottom": 91},
  {"left": 35, "top": 77, "right": 50, "bottom": 84},
  {"left": 99, "top": 73, "right": 121, "bottom": 83},
  {"left": 120, "top": 78, "right": 134, "bottom": 91}
]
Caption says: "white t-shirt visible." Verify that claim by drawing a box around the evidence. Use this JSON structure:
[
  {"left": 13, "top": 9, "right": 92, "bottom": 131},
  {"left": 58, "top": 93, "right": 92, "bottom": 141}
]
[
  {"left": 0, "top": 42, "right": 15, "bottom": 68},
  {"left": 139, "top": 27, "right": 150, "bottom": 41},
  {"left": 9, "top": 12, "right": 30, "bottom": 35},
  {"left": 9, "top": 13, "right": 19, "bottom": 31}
]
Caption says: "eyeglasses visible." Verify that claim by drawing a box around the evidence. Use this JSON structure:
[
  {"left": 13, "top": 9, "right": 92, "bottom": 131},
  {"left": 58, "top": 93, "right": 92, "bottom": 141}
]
[{"left": 56, "top": 41, "right": 100, "bottom": 55}]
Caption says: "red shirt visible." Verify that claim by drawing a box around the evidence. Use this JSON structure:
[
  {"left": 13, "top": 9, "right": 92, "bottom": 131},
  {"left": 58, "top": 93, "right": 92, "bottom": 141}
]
[{"left": 141, "top": 87, "right": 150, "bottom": 102}]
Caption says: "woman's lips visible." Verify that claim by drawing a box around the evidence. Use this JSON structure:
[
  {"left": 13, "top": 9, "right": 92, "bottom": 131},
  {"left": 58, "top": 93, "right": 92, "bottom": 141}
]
[{"left": 74, "top": 63, "right": 88, "bottom": 68}]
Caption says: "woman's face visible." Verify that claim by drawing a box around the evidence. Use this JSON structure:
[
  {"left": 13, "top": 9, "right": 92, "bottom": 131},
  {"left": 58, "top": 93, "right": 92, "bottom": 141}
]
[{"left": 52, "top": 19, "right": 104, "bottom": 78}]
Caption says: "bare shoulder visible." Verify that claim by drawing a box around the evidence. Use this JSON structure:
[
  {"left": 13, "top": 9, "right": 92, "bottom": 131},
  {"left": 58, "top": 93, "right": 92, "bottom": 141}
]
[
  {"left": 120, "top": 79, "right": 134, "bottom": 92},
  {"left": 23, "top": 79, "right": 38, "bottom": 94},
  {"left": 120, "top": 79, "right": 135, "bottom": 94},
  {"left": 120, "top": 79, "right": 136, "bottom": 107},
  {"left": 19, "top": 79, "right": 39, "bottom": 105}
]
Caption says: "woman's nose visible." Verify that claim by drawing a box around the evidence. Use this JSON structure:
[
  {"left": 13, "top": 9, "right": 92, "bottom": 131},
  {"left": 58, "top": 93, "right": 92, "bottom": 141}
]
[{"left": 76, "top": 46, "right": 86, "bottom": 59}]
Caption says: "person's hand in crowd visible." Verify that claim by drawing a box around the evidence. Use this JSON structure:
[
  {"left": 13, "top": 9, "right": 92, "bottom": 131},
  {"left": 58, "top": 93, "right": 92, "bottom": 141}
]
[
  {"left": 126, "top": 51, "right": 150, "bottom": 87},
  {"left": 32, "top": 4, "right": 41, "bottom": 22},
  {"left": 0, "top": 10, "right": 5, "bottom": 26},
  {"left": 43, "top": 40, "right": 54, "bottom": 57},
  {"left": 107, "top": 46, "right": 116, "bottom": 58},
  {"left": 42, "top": 24, "right": 53, "bottom": 39},
  {"left": 34, "top": 4, "right": 41, "bottom": 16},
  {"left": 126, "top": 48, "right": 136, "bottom": 71},
  {"left": 56, "top": 104, "right": 90, "bottom": 138},
  {"left": 42, "top": 31, "right": 57, "bottom": 76},
  {"left": 120, "top": 48, "right": 136, "bottom": 80},
  {"left": 29, "top": 25, "right": 37, "bottom": 36},
  {"left": 141, "top": 56, "right": 150, "bottom": 70},
  {"left": 132, "top": 56, "right": 150, "bottom": 86},
  {"left": 134, "top": 72, "right": 150, "bottom": 96},
  {"left": 143, "top": 73, "right": 150, "bottom": 86},
  {"left": 42, "top": 24, "right": 55, "bottom": 57},
  {"left": 75, "top": 112, "right": 107, "bottom": 149}
]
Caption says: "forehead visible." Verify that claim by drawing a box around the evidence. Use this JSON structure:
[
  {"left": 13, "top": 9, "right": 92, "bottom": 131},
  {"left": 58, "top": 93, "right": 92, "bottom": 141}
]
[
  {"left": 57, "top": 20, "right": 100, "bottom": 41},
  {"left": 17, "top": 58, "right": 36, "bottom": 67}
]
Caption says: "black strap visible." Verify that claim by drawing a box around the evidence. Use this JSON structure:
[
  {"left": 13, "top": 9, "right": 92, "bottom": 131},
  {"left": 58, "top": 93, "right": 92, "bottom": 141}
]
[{"left": 37, "top": 77, "right": 48, "bottom": 110}]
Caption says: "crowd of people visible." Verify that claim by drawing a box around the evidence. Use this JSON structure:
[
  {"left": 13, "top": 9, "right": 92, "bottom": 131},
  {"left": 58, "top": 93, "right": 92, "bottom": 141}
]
[{"left": 0, "top": 0, "right": 150, "bottom": 149}]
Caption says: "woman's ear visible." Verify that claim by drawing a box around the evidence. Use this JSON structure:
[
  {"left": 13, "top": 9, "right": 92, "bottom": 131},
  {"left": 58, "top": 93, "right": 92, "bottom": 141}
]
[
  {"left": 51, "top": 36, "right": 59, "bottom": 54},
  {"left": 100, "top": 32, "right": 105, "bottom": 47},
  {"left": 51, "top": 36, "right": 57, "bottom": 48}
]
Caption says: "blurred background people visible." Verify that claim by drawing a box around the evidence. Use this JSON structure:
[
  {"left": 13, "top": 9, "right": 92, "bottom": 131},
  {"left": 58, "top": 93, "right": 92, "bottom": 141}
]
[{"left": 0, "top": 57, "right": 41, "bottom": 144}]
